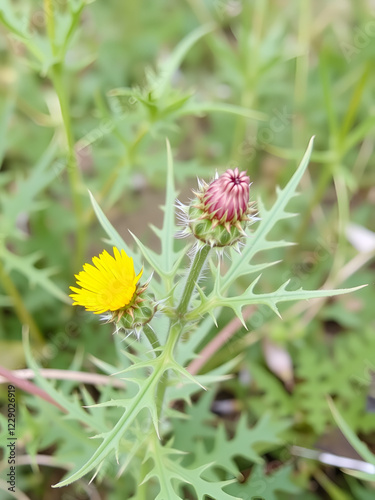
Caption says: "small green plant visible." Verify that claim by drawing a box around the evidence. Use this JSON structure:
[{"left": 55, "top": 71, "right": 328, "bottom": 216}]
[{"left": 21, "top": 138, "right": 362, "bottom": 498}]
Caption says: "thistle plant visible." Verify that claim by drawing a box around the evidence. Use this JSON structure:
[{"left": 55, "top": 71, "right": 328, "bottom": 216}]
[{"left": 24, "top": 138, "right": 363, "bottom": 498}]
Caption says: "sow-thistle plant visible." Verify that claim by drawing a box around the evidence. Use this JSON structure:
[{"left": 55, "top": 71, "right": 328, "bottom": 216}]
[{"left": 25, "top": 138, "right": 363, "bottom": 498}]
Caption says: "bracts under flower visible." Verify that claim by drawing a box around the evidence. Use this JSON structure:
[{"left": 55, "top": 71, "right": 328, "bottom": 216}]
[{"left": 177, "top": 168, "right": 257, "bottom": 251}]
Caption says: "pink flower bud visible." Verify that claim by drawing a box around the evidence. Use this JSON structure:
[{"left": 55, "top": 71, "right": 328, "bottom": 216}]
[
  {"left": 203, "top": 168, "right": 250, "bottom": 222},
  {"left": 176, "top": 167, "right": 256, "bottom": 250}
]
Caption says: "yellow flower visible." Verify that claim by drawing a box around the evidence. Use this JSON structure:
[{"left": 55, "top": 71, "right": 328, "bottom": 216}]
[{"left": 70, "top": 247, "right": 143, "bottom": 314}]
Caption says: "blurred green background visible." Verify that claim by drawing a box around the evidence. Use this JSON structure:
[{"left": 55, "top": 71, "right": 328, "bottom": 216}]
[{"left": 0, "top": 0, "right": 375, "bottom": 498}]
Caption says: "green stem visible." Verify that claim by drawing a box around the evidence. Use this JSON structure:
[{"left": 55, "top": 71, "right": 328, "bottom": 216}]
[
  {"left": 293, "top": 0, "right": 310, "bottom": 148},
  {"left": 43, "top": 2, "right": 86, "bottom": 267},
  {"left": 143, "top": 323, "right": 161, "bottom": 352},
  {"left": 176, "top": 245, "right": 211, "bottom": 317},
  {"left": 155, "top": 322, "right": 183, "bottom": 419},
  {"left": 230, "top": 0, "right": 263, "bottom": 160},
  {"left": 50, "top": 62, "right": 86, "bottom": 267},
  {"left": 136, "top": 459, "right": 150, "bottom": 500},
  {"left": 339, "top": 63, "right": 370, "bottom": 141},
  {"left": 44, "top": 0, "right": 56, "bottom": 56},
  {"left": 164, "top": 322, "right": 182, "bottom": 358}
]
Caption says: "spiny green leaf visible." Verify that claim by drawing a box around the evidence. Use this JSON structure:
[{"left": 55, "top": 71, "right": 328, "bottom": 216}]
[
  {"left": 2, "top": 247, "right": 69, "bottom": 304},
  {"left": 53, "top": 370, "right": 162, "bottom": 487},
  {"left": 293, "top": 329, "right": 375, "bottom": 434},
  {"left": 142, "top": 435, "right": 240, "bottom": 500},
  {"left": 219, "top": 136, "right": 315, "bottom": 292},
  {"left": 130, "top": 140, "right": 190, "bottom": 295},
  {"left": 172, "top": 391, "right": 218, "bottom": 454},
  {"left": 54, "top": 352, "right": 174, "bottom": 487},
  {"left": 162, "top": 140, "right": 181, "bottom": 271},
  {"left": 88, "top": 191, "right": 130, "bottom": 253},
  {"left": 293, "top": 344, "right": 334, "bottom": 434},
  {"left": 192, "top": 412, "right": 290, "bottom": 476},
  {"left": 88, "top": 190, "right": 143, "bottom": 272},
  {"left": 190, "top": 275, "right": 365, "bottom": 323},
  {"left": 228, "top": 463, "right": 301, "bottom": 500},
  {"left": 23, "top": 330, "right": 105, "bottom": 433}
]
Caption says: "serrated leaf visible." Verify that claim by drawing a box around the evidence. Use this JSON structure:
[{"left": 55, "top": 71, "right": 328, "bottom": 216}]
[
  {"left": 2, "top": 247, "right": 69, "bottom": 304},
  {"left": 192, "top": 412, "right": 290, "bottom": 476},
  {"left": 161, "top": 140, "right": 181, "bottom": 272},
  {"left": 88, "top": 191, "right": 130, "bottom": 252},
  {"left": 219, "top": 136, "right": 315, "bottom": 292},
  {"left": 227, "top": 463, "right": 301, "bottom": 500},
  {"left": 23, "top": 330, "right": 105, "bottom": 433},
  {"left": 130, "top": 140, "right": 190, "bottom": 295},
  {"left": 53, "top": 368, "right": 162, "bottom": 487},
  {"left": 166, "top": 359, "right": 237, "bottom": 406},
  {"left": 142, "top": 435, "right": 241, "bottom": 500},
  {"left": 54, "top": 349, "right": 188, "bottom": 487},
  {"left": 190, "top": 275, "right": 365, "bottom": 322},
  {"left": 292, "top": 329, "right": 375, "bottom": 434},
  {"left": 250, "top": 363, "right": 293, "bottom": 418},
  {"left": 88, "top": 190, "right": 143, "bottom": 272}
]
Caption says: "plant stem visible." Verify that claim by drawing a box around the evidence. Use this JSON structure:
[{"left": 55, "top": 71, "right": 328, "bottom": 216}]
[
  {"left": 44, "top": 2, "right": 86, "bottom": 266},
  {"left": 176, "top": 244, "right": 210, "bottom": 317},
  {"left": 164, "top": 322, "right": 183, "bottom": 357},
  {"left": 50, "top": 62, "right": 86, "bottom": 266},
  {"left": 157, "top": 245, "right": 211, "bottom": 418},
  {"left": 145, "top": 243, "right": 211, "bottom": 435},
  {"left": 136, "top": 459, "right": 150, "bottom": 500},
  {"left": 143, "top": 323, "right": 161, "bottom": 352},
  {"left": 154, "top": 321, "right": 183, "bottom": 419},
  {"left": 44, "top": 0, "right": 56, "bottom": 56}
]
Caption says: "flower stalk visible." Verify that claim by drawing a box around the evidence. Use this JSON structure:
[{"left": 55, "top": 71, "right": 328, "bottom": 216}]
[
  {"left": 143, "top": 323, "right": 161, "bottom": 352},
  {"left": 176, "top": 244, "right": 211, "bottom": 318}
]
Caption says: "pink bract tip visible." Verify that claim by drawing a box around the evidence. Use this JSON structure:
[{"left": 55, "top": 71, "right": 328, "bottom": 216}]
[{"left": 204, "top": 168, "right": 250, "bottom": 222}]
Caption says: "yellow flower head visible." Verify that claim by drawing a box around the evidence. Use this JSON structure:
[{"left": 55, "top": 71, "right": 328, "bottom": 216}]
[{"left": 70, "top": 247, "right": 143, "bottom": 314}]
